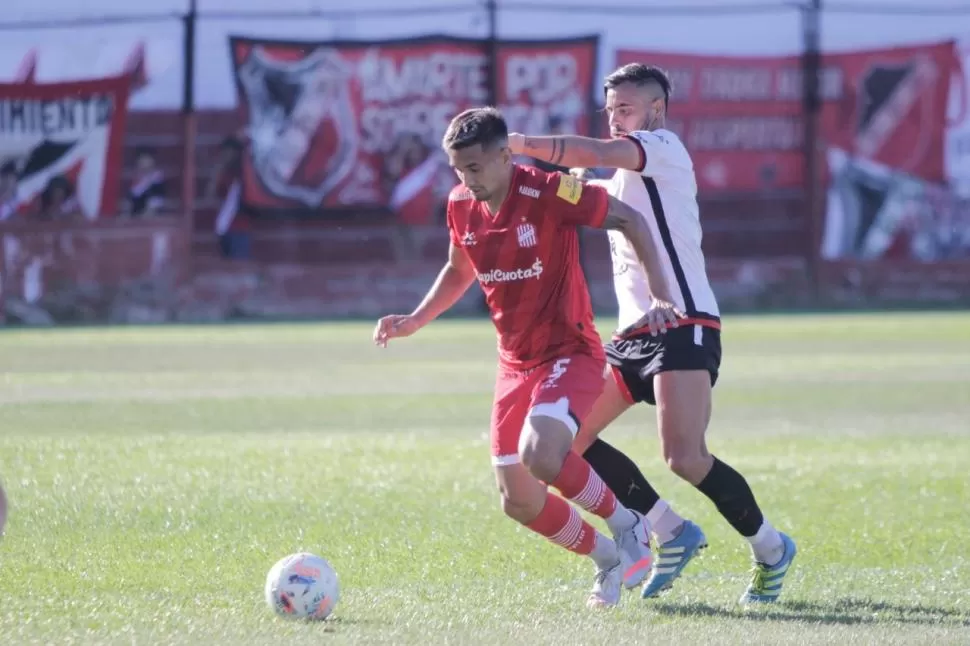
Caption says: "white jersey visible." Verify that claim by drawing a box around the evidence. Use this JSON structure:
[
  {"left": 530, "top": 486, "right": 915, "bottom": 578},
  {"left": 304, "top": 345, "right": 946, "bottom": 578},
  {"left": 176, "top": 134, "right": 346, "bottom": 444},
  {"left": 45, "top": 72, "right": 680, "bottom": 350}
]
[{"left": 599, "top": 129, "right": 720, "bottom": 330}]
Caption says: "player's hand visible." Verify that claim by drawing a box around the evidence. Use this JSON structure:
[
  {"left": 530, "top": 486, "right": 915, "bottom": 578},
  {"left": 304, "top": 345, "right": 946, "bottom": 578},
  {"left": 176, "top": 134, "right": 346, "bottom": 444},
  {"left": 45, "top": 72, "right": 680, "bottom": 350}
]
[
  {"left": 507, "top": 132, "right": 525, "bottom": 155},
  {"left": 620, "top": 300, "right": 685, "bottom": 337},
  {"left": 373, "top": 314, "right": 422, "bottom": 347}
]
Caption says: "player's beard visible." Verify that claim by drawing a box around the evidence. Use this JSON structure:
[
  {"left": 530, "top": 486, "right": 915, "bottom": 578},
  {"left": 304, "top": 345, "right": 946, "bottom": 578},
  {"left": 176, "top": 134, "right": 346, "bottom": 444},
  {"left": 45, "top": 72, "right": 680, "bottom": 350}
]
[{"left": 641, "top": 110, "right": 662, "bottom": 132}]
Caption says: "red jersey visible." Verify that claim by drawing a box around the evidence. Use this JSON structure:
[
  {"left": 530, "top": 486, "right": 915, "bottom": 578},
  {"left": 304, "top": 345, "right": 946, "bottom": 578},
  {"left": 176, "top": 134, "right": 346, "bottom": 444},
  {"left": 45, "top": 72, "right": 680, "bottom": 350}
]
[{"left": 447, "top": 164, "right": 609, "bottom": 370}]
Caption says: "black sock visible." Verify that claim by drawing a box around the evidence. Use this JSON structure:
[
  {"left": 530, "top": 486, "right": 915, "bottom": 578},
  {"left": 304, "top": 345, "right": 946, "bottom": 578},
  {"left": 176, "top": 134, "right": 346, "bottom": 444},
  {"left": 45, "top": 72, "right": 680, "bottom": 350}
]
[
  {"left": 695, "top": 456, "right": 765, "bottom": 537},
  {"left": 582, "top": 439, "right": 661, "bottom": 515}
]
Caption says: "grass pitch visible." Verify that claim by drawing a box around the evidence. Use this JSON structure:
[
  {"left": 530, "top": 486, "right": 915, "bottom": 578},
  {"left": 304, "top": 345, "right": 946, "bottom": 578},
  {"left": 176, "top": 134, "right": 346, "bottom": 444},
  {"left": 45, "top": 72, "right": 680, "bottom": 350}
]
[{"left": 0, "top": 312, "right": 968, "bottom": 645}]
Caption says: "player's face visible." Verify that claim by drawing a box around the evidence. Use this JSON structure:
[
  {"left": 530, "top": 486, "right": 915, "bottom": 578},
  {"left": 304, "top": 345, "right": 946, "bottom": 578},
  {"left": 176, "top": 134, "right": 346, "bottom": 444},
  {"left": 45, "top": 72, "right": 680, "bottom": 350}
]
[
  {"left": 606, "top": 83, "right": 665, "bottom": 138},
  {"left": 447, "top": 142, "right": 511, "bottom": 201}
]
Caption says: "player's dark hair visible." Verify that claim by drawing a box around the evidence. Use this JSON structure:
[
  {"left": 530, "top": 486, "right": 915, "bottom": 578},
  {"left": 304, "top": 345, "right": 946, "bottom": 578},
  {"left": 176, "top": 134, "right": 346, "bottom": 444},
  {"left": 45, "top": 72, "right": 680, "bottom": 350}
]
[
  {"left": 604, "top": 63, "right": 672, "bottom": 110},
  {"left": 442, "top": 107, "right": 508, "bottom": 152}
]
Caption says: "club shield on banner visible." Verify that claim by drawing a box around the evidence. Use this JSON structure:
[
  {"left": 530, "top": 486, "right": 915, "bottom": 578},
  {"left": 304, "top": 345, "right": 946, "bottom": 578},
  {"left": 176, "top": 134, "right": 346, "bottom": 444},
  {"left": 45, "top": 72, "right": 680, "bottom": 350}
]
[
  {"left": 0, "top": 75, "right": 131, "bottom": 219},
  {"left": 230, "top": 35, "right": 598, "bottom": 215}
]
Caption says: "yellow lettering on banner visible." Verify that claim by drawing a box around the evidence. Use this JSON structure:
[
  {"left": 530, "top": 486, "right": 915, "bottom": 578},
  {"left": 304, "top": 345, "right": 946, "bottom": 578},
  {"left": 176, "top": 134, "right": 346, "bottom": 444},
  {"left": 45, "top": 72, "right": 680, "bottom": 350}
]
[{"left": 556, "top": 173, "right": 582, "bottom": 205}]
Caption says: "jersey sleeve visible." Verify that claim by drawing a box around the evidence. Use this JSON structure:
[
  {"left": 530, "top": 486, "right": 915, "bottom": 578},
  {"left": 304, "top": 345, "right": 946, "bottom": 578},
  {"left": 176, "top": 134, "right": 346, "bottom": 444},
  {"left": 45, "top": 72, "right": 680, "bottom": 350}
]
[
  {"left": 544, "top": 172, "right": 609, "bottom": 228},
  {"left": 446, "top": 199, "right": 461, "bottom": 247},
  {"left": 625, "top": 130, "right": 690, "bottom": 176}
]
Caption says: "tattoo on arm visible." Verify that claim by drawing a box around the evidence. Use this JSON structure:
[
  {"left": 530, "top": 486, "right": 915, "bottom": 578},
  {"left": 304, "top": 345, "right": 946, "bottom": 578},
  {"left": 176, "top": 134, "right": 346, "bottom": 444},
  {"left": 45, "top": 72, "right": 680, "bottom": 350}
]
[
  {"left": 523, "top": 136, "right": 568, "bottom": 166},
  {"left": 551, "top": 138, "right": 566, "bottom": 166}
]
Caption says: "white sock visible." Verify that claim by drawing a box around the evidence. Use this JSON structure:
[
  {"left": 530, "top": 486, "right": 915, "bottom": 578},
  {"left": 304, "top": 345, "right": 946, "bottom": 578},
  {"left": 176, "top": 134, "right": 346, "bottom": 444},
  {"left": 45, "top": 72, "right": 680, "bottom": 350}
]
[
  {"left": 747, "top": 521, "right": 785, "bottom": 566},
  {"left": 646, "top": 500, "right": 686, "bottom": 545},
  {"left": 589, "top": 532, "right": 621, "bottom": 570},
  {"left": 604, "top": 503, "right": 637, "bottom": 536}
]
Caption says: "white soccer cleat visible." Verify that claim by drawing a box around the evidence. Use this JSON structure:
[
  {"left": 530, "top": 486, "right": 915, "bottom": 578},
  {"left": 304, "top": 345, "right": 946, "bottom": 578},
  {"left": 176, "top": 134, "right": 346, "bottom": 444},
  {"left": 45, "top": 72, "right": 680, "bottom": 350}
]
[
  {"left": 586, "top": 561, "right": 623, "bottom": 609},
  {"left": 615, "top": 511, "right": 653, "bottom": 589}
]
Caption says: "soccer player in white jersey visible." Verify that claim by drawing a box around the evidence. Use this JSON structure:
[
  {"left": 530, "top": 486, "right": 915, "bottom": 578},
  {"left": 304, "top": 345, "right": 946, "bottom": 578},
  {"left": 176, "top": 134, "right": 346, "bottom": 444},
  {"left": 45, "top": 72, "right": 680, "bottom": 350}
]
[{"left": 508, "top": 63, "right": 796, "bottom": 604}]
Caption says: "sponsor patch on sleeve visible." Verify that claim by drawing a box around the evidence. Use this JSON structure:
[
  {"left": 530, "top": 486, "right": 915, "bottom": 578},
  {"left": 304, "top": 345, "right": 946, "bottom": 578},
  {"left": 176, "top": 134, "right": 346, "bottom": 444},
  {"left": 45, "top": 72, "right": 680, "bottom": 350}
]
[{"left": 555, "top": 173, "right": 582, "bottom": 205}]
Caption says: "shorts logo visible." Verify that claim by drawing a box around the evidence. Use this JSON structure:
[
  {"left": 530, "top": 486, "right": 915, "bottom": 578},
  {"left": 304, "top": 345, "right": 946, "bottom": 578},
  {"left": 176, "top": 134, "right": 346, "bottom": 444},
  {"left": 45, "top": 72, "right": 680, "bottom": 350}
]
[
  {"left": 516, "top": 222, "right": 537, "bottom": 248},
  {"left": 556, "top": 174, "right": 582, "bottom": 205},
  {"left": 518, "top": 185, "right": 541, "bottom": 199},
  {"left": 461, "top": 231, "right": 477, "bottom": 247},
  {"left": 477, "top": 259, "right": 543, "bottom": 284}
]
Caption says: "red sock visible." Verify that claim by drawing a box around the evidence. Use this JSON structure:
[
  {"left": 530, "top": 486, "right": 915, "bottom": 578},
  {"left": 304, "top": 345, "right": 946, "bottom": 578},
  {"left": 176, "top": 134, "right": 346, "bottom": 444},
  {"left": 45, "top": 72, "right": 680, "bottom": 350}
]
[
  {"left": 526, "top": 493, "right": 596, "bottom": 555},
  {"left": 551, "top": 451, "right": 618, "bottom": 519}
]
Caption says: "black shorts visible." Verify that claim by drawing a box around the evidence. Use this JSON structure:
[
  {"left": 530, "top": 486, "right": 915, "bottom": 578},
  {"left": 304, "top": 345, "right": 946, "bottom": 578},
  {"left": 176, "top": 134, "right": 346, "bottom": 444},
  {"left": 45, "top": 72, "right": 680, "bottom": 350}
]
[{"left": 604, "top": 324, "right": 721, "bottom": 406}]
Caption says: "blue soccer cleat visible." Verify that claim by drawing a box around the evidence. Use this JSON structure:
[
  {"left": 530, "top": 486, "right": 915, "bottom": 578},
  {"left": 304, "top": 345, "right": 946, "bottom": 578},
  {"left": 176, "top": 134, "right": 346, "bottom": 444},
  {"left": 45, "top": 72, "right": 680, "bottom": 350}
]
[
  {"left": 640, "top": 520, "right": 708, "bottom": 598},
  {"left": 739, "top": 532, "right": 797, "bottom": 604}
]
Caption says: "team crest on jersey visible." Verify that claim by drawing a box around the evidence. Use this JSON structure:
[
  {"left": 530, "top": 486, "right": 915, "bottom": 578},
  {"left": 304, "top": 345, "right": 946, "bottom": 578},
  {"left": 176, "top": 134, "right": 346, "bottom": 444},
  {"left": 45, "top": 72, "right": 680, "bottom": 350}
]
[
  {"left": 516, "top": 223, "right": 537, "bottom": 248},
  {"left": 555, "top": 174, "right": 582, "bottom": 205}
]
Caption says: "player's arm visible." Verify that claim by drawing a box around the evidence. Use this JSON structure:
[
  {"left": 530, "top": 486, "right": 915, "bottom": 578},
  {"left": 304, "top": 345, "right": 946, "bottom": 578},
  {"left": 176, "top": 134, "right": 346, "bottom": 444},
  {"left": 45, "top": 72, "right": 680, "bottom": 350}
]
[
  {"left": 374, "top": 238, "right": 476, "bottom": 346},
  {"left": 601, "top": 195, "right": 678, "bottom": 305},
  {"left": 550, "top": 173, "right": 676, "bottom": 305},
  {"left": 512, "top": 134, "right": 644, "bottom": 172},
  {"left": 410, "top": 241, "right": 477, "bottom": 327}
]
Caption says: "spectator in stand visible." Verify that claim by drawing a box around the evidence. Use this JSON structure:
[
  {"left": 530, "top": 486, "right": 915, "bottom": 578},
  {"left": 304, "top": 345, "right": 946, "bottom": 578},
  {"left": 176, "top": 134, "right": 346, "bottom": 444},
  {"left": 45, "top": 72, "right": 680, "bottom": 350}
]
[
  {"left": 0, "top": 161, "right": 18, "bottom": 221},
  {"left": 385, "top": 133, "right": 444, "bottom": 262},
  {"left": 206, "top": 135, "right": 251, "bottom": 260},
  {"left": 37, "top": 175, "right": 83, "bottom": 222},
  {"left": 125, "top": 146, "right": 166, "bottom": 217}
]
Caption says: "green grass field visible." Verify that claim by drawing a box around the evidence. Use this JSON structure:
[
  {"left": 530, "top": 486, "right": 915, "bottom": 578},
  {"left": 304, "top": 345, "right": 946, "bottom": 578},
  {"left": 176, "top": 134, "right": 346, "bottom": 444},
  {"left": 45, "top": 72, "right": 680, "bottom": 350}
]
[{"left": 1, "top": 313, "right": 969, "bottom": 645}]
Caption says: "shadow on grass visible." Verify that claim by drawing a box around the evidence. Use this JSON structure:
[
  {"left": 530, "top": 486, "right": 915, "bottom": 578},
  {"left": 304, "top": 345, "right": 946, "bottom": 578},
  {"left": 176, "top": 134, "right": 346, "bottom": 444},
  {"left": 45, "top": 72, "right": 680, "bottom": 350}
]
[{"left": 653, "top": 597, "right": 970, "bottom": 627}]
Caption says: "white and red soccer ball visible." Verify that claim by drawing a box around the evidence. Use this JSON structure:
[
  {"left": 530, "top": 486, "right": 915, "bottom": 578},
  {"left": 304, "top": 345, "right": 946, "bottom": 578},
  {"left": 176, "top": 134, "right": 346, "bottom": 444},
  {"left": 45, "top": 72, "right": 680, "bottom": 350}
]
[{"left": 264, "top": 552, "right": 339, "bottom": 620}]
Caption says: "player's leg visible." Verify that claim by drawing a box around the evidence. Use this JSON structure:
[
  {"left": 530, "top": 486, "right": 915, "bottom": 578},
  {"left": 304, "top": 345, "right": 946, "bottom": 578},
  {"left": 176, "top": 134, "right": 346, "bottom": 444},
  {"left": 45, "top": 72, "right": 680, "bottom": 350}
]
[
  {"left": 572, "top": 364, "right": 686, "bottom": 586},
  {"left": 490, "top": 367, "right": 624, "bottom": 608},
  {"left": 518, "top": 354, "right": 651, "bottom": 592},
  {"left": 594, "top": 333, "right": 708, "bottom": 599},
  {"left": 653, "top": 327, "right": 796, "bottom": 604},
  {"left": 575, "top": 363, "right": 689, "bottom": 539},
  {"left": 493, "top": 463, "right": 624, "bottom": 608}
]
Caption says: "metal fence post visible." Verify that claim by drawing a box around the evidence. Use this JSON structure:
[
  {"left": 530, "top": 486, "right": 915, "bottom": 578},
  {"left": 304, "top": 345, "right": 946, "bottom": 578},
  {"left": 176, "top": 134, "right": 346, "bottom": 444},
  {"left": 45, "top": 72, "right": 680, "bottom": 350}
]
[{"left": 801, "top": 0, "right": 822, "bottom": 301}]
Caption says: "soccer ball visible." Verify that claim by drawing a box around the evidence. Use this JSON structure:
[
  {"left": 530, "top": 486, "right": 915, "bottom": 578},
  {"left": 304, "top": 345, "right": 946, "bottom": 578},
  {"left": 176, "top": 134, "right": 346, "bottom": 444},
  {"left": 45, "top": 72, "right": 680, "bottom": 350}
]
[{"left": 264, "top": 552, "right": 339, "bottom": 620}]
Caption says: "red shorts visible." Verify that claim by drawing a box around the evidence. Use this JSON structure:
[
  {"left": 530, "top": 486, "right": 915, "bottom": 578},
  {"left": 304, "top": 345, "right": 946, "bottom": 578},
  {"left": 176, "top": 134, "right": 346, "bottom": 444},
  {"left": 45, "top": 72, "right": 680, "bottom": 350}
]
[{"left": 490, "top": 352, "right": 605, "bottom": 466}]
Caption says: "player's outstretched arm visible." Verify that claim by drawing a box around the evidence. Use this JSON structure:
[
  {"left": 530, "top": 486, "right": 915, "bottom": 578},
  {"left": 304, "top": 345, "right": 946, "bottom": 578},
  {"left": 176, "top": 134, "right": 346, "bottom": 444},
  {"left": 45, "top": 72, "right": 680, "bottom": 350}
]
[
  {"left": 373, "top": 242, "right": 477, "bottom": 347},
  {"left": 510, "top": 133, "right": 641, "bottom": 172},
  {"left": 601, "top": 195, "right": 679, "bottom": 311}
]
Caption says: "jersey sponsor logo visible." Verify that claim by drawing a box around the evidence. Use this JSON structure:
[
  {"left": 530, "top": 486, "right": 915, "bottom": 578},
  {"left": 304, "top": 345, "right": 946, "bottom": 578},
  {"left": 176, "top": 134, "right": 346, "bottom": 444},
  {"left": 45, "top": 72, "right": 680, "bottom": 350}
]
[
  {"left": 516, "top": 222, "right": 538, "bottom": 248},
  {"left": 555, "top": 173, "right": 582, "bottom": 205},
  {"left": 518, "top": 185, "right": 541, "bottom": 199},
  {"left": 477, "top": 259, "right": 544, "bottom": 284}
]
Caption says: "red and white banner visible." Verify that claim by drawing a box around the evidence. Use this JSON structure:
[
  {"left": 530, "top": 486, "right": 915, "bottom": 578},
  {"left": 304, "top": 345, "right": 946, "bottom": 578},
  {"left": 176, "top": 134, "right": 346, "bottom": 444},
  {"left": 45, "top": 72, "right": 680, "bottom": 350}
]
[
  {"left": 0, "top": 75, "right": 132, "bottom": 220},
  {"left": 230, "top": 35, "right": 598, "bottom": 215},
  {"left": 615, "top": 41, "right": 957, "bottom": 192}
]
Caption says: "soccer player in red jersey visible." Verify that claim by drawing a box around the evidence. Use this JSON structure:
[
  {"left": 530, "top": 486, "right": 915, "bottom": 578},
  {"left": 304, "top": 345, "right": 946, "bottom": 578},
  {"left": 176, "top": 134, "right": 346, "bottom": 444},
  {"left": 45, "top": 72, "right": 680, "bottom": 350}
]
[{"left": 374, "top": 107, "right": 681, "bottom": 608}]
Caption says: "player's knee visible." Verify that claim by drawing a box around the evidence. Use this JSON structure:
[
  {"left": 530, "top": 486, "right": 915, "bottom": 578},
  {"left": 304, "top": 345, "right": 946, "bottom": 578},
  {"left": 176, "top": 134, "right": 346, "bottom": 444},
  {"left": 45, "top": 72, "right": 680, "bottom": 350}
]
[
  {"left": 498, "top": 492, "right": 536, "bottom": 524},
  {"left": 518, "top": 414, "right": 572, "bottom": 482},
  {"left": 664, "top": 448, "right": 711, "bottom": 483},
  {"left": 496, "top": 479, "right": 543, "bottom": 524}
]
